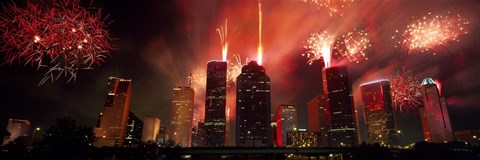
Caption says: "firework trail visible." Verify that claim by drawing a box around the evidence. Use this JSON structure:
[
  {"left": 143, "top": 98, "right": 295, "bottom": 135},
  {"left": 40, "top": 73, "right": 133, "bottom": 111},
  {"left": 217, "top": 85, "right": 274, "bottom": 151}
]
[
  {"left": 216, "top": 19, "right": 228, "bottom": 61},
  {"left": 227, "top": 54, "right": 244, "bottom": 85},
  {"left": 257, "top": 0, "right": 263, "bottom": 66},
  {"left": 301, "top": 0, "right": 354, "bottom": 17},
  {"left": 335, "top": 29, "right": 371, "bottom": 63},
  {"left": 303, "top": 31, "right": 334, "bottom": 68},
  {"left": 396, "top": 12, "right": 469, "bottom": 54},
  {"left": 389, "top": 70, "right": 423, "bottom": 113},
  {"left": 0, "top": 0, "right": 114, "bottom": 85}
]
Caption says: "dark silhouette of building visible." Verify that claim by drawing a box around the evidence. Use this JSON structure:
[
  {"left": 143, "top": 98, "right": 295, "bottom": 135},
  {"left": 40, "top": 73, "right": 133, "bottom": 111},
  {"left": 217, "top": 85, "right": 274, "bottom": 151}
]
[
  {"left": 204, "top": 61, "right": 227, "bottom": 147},
  {"left": 322, "top": 65, "right": 358, "bottom": 147},
  {"left": 236, "top": 61, "right": 272, "bottom": 147},
  {"left": 192, "top": 121, "right": 206, "bottom": 147},
  {"left": 276, "top": 104, "right": 297, "bottom": 147},
  {"left": 420, "top": 78, "right": 454, "bottom": 143},
  {"left": 360, "top": 80, "right": 398, "bottom": 146},
  {"left": 124, "top": 112, "right": 143, "bottom": 147},
  {"left": 94, "top": 77, "right": 132, "bottom": 147},
  {"left": 454, "top": 129, "right": 480, "bottom": 146},
  {"left": 171, "top": 86, "right": 194, "bottom": 147},
  {"left": 307, "top": 94, "right": 329, "bottom": 147}
]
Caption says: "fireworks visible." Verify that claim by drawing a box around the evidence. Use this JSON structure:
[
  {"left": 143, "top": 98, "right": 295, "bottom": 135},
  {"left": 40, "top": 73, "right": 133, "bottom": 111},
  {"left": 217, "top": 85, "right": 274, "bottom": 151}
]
[
  {"left": 302, "top": 0, "right": 354, "bottom": 16},
  {"left": 216, "top": 19, "right": 228, "bottom": 61},
  {"left": 398, "top": 12, "right": 469, "bottom": 53},
  {"left": 0, "top": 0, "right": 114, "bottom": 85},
  {"left": 257, "top": 0, "right": 263, "bottom": 66},
  {"left": 336, "top": 29, "right": 371, "bottom": 63},
  {"left": 304, "top": 31, "right": 334, "bottom": 68},
  {"left": 389, "top": 70, "right": 423, "bottom": 113},
  {"left": 227, "top": 54, "right": 244, "bottom": 85}
]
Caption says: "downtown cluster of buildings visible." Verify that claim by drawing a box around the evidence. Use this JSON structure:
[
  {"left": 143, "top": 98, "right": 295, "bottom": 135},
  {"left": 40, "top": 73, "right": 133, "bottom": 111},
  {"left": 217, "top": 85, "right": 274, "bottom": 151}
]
[{"left": 3, "top": 61, "right": 480, "bottom": 148}]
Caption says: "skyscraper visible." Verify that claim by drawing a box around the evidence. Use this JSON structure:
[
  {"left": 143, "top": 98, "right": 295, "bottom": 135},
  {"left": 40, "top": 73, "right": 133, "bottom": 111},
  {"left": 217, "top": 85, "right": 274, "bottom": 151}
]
[
  {"left": 236, "top": 61, "right": 272, "bottom": 147},
  {"left": 360, "top": 80, "right": 398, "bottom": 145},
  {"left": 192, "top": 121, "right": 206, "bottom": 147},
  {"left": 276, "top": 104, "right": 298, "bottom": 147},
  {"left": 171, "top": 86, "right": 194, "bottom": 147},
  {"left": 142, "top": 116, "right": 161, "bottom": 143},
  {"left": 94, "top": 77, "right": 132, "bottom": 147},
  {"left": 420, "top": 78, "right": 454, "bottom": 143},
  {"left": 2, "top": 119, "right": 31, "bottom": 145},
  {"left": 322, "top": 65, "right": 358, "bottom": 147},
  {"left": 204, "top": 60, "right": 227, "bottom": 147},
  {"left": 307, "top": 94, "right": 329, "bottom": 147},
  {"left": 124, "top": 112, "right": 143, "bottom": 148}
]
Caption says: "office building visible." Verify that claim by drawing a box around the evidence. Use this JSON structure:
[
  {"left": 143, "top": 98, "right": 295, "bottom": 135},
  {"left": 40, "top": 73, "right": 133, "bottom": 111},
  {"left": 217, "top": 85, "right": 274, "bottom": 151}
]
[
  {"left": 420, "top": 78, "right": 454, "bottom": 143},
  {"left": 307, "top": 94, "right": 329, "bottom": 147},
  {"left": 2, "top": 119, "right": 31, "bottom": 145},
  {"left": 124, "top": 112, "right": 143, "bottom": 147},
  {"left": 236, "top": 61, "right": 272, "bottom": 147},
  {"left": 204, "top": 61, "right": 227, "bottom": 147},
  {"left": 322, "top": 65, "right": 358, "bottom": 147},
  {"left": 142, "top": 116, "right": 161, "bottom": 143},
  {"left": 286, "top": 129, "right": 321, "bottom": 147},
  {"left": 94, "top": 77, "right": 132, "bottom": 147},
  {"left": 276, "top": 104, "right": 298, "bottom": 147},
  {"left": 171, "top": 86, "right": 195, "bottom": 147},
  {"left": 360, "top": 80, "right": 398, "bottom": 145}
]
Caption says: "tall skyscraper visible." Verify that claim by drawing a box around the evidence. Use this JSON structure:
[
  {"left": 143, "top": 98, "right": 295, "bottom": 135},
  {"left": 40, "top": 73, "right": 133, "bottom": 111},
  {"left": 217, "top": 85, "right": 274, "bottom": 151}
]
[
  {"left": 142, "top": 116, "right": 161, "bottom": 143},
  {"left": 276, "top": 104, "right": 298, "bottom": 147},
  {"left": 204, "top": 60, "right": 227, "bottom": 147},
  {"left": 307, "top": 94, "right": 329, "bottom": 147},
  {"left": 2, "top": 119, "right": 31, "bottom": 145},
  {"left": 420, "top": 78, "right": 454, "bottom": 143},
  {"left": 322, "top": 65, "right": 358, "bottom": 147},
  {"left": 360, "top": 80, "right": 398, "bottom": 145},
  {"left": 236, "top": 61, "right": 272, "bottom": 147},
  {"left": 171, "top": 86, "right": 194, "bottom": 147},
  {"left": 124, "top": 112, "right": 143, "bottom": 148},
  {"left": 94, "top": 77, "right": 132, "bottom": 147}
]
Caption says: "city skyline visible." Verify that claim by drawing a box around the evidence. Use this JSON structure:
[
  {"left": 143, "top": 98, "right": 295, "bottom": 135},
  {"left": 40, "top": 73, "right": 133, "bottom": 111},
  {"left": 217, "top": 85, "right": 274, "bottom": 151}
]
[{"left": 1, "top": 0, "right": 480, "bottom": 147}]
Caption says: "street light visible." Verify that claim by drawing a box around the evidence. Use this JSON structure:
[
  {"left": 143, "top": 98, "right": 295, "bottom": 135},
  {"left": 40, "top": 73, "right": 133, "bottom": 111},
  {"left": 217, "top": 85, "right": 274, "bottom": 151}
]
[
  {"left": 397, "top": 130, "right": 405, "bottom": 147},
  {"left": 31, "top": 127, "right": 40, "bottom": 146}
]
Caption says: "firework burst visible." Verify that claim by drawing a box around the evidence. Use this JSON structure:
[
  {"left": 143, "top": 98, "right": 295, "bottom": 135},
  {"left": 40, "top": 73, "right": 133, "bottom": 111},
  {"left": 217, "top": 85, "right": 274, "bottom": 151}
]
[
  {"left": 227, "top": 54, "right": 245, "bottom": 85},
  {"left": 389, "top": 70, "right": 423, "bottom": 113},
  {"left": 0, "top": 0, "right": 114, "bottom": 85},
  {"left": 397, "top": 12, "right": 469, "bottom": 54},
  {"left": 303, "top": 31, "right": 334, "bottom": 68},
  {"left": 335, "top": 29, "right": 371, "bottom": 63},
  {"left": 302, "top": 0, "right": 354, "bottom": 17}
]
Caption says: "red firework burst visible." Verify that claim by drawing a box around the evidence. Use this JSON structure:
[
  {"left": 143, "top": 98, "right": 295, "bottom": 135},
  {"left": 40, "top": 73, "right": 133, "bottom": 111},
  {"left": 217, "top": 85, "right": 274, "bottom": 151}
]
[
  {"left": 389, "top": 70, "right": 423, "bottom": 113},
  {"left": 0, "top": 0, "right": 114, "bottom": 84}
]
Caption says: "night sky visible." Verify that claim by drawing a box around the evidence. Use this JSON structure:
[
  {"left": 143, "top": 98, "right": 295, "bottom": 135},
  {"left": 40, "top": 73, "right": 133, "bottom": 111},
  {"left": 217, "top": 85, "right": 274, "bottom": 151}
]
[{"left": 1, "top": 0, "right": 480, "bottom": 145}]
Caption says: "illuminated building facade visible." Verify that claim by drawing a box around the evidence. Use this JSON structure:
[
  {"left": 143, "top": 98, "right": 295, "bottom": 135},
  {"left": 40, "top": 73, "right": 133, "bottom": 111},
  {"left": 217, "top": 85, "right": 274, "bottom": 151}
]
[
  {"left": 171, "top": 86, "right": 194, "bottom": 147},
  {"left": 142, "top": 116, "right": 161, "bottom": 143},
  {"left": 360, "top": 80, "right": 398, "bottom": 145},
  {"left": 236, "top": 61, "right": 272, "bottom": 147},
  {"left": 276, "top": 104, "right": 298, "bottom": 147},
  {"left": 124, "top": 112, "right": 143, "bottom": 147},
  {"left": 204, "top": 61, "right": 227, "bottom": 147},
  {"left": 420, "top": 78, "right": 454, "bottom": 143},
  {"left": 322, "top": 65, "right": 358, "bottom": 147},
  {"left": 94, "top": 77, "right": 132, "bottom": 147},
  {"left": 286, "top": 129, "right": 321, "bottom": 147},
  {"left": 307, "top": 94, "right": 329, "bottom": 147},
  {"left": 2, "top": 119, "right": 31, "bottom": 145}
]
